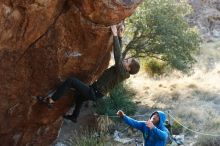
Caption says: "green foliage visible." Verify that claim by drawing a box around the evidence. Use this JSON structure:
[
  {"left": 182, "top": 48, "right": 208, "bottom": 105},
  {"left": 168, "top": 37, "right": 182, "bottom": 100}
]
[
  {"left": 172, "top": 119, "right": 183, "bottom": 135},
  {"left": 95, "top": 83, "right": 137, "bottom": 119},
  {"left": 143, "top": 58, "right": 167, "bottom": 76},
  {"left": 123, "top": 0, "right": 201, "bottom": 72}
]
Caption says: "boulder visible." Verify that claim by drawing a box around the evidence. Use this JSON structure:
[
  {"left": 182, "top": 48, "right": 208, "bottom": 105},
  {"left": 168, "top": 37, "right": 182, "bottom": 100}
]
[{"left": 0, "top": 0, "right": 142, "bottom": 145}]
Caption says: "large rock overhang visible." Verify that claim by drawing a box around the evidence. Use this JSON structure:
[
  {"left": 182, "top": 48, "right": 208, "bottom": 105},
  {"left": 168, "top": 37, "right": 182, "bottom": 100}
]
[{"left": 0, "top": 0, "right": 143, "bottom": 145}]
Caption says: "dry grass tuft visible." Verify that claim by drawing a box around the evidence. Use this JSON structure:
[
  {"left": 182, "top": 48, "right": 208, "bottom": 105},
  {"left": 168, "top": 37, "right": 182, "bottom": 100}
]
[
  {"left": 96, "top": 116, "right": 115, "bottom": 133},
  {"left": 187, "top": 84, "right": 198, "bottom": 89},
  {"left": 194, "top": 136, "right": 220, "bottom": 146}
]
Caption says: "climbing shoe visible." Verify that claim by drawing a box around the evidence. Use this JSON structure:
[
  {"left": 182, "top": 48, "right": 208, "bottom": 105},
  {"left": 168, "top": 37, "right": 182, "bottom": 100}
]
[
  {"left": 63, "top": 115, "right": 77, "bottom": 123},
  {"left": 36, "top": 96, "right": 54, "bottom": 109}
]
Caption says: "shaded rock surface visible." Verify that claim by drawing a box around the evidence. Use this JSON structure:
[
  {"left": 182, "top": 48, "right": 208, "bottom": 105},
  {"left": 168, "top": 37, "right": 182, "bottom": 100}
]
[{"left": 0, "top": 0, "right": 142, "bottom": 145}]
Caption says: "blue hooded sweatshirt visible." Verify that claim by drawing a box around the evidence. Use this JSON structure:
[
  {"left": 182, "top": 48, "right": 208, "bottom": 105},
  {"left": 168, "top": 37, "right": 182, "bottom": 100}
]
[{"left": 122, "top": 111, "right": 169, "bottom": 146}]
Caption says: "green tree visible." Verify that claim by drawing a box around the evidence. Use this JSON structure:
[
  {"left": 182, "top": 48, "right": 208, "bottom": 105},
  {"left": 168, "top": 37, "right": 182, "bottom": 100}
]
[{"left": 123, "top": 0, "right": 201, "bottom": 72}]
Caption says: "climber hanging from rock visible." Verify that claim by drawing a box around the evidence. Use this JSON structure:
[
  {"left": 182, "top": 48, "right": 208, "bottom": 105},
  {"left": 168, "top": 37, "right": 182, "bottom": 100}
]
[{"left": 37, "top": 23, "right": 140, "bottom": 123}]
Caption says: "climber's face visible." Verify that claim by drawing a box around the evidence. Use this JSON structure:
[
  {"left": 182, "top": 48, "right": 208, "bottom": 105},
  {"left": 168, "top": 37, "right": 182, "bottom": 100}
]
[{"left": 123, "top": 58, "right": 132, "bottom": 72}]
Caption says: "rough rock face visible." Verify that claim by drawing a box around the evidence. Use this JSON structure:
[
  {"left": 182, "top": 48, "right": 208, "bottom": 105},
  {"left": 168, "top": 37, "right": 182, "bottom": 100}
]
[
  {"left": 0, "top": 0, "right": 142, "bottom": 145},
  {"left": 188, "top": 0, "right": 220, "bottom": 39}
]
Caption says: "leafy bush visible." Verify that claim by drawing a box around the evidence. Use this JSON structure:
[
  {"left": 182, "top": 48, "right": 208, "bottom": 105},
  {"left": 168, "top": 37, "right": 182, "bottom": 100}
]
[
  {"left": 144, "top": 58, "right": 167, "bottom": 76},
  {"left": 95, "top": 83, "right": 137, "bottom": 120},
  {"left": 171, "top": 119, "right": 183, "bottom": 135}
]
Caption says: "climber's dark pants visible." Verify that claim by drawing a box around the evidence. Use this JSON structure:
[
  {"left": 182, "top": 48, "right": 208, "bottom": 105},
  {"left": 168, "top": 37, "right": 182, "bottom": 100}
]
[{"left": 51, "top": 77, "right": 103, "bottom": 119}]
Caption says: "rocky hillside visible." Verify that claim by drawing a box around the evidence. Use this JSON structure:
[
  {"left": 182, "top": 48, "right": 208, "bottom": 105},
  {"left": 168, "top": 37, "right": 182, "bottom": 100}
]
[{"left": 188, "top": 0, "right": 220, "bottom": 39}]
